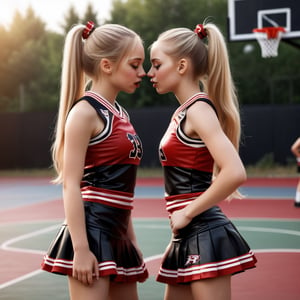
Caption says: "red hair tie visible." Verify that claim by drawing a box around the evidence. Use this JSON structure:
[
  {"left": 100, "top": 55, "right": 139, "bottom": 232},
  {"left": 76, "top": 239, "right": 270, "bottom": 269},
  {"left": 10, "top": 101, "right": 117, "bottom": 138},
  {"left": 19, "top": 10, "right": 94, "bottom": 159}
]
[
  {"left": 194, "top": 24, "right": 207, "bottom": 39},
  {"left": 82, "top": 21, "right": 95, "bottom": 39}
]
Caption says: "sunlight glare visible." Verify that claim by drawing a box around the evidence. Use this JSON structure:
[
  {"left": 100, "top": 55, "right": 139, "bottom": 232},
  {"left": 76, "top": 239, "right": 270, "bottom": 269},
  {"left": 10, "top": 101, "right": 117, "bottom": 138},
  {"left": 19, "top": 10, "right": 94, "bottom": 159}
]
[{"left": 0, "top": 0, "right": 112, "bottom": 33}]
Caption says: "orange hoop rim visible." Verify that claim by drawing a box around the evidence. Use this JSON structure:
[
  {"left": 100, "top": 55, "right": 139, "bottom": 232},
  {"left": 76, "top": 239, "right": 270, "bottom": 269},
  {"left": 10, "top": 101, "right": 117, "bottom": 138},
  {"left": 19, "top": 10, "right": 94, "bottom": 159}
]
[{"left": 252, "top": 27, "right": 286, "bottom": 39}]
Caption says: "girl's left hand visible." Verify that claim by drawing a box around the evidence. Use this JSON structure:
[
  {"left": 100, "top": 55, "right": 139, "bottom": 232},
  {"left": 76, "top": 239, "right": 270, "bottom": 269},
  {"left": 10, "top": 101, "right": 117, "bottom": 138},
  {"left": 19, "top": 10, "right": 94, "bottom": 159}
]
[{"left": 170, "top": 209, "right": 192, "bottom": 234}]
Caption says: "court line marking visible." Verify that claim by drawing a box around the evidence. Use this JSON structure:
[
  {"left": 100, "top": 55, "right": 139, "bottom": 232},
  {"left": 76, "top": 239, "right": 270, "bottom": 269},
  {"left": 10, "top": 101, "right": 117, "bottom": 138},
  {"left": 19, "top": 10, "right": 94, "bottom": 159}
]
[
  {"left": 137, "top": 224, "right": 300, "bottom": 237},
  {"left": 1, "top": 223, "right": 300, "bottom": 290},
  {"left": 1, "top": 224, "right": 300, "bottom": 254},
  {"left": 1, "top": 224, "right": 59, "bottom": 254},
  {"left": 144, "top": 248, "right": 300, "bottom": 263},
  {"left": 0, "top": 270, "right": 43, "bottom": 290},
  {"left": 238, "top": 226, "right": 300, "bottom": 236},
  {"left": 1, "top": 249, "right": 300, "bottom": 290}
]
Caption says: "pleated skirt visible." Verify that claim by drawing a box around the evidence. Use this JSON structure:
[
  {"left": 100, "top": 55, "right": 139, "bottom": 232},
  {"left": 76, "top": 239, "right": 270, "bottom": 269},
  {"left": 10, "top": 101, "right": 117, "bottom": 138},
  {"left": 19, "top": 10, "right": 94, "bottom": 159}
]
[
  {"left": 41, "top": 201, "right": 148, "bottom": 283},
  {"left": 157, "top": 206, "right": 257, "bottom": 284}
]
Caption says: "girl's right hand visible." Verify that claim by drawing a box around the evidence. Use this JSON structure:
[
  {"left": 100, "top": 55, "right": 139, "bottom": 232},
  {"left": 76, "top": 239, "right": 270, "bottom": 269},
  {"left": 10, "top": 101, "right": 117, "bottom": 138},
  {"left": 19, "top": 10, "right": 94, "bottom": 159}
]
[
  {"left": 170, "top": 208, "right": 193, "bottom": 234},
  {"left": 73, "top": 248, "right": 99, "bottom": 285}
]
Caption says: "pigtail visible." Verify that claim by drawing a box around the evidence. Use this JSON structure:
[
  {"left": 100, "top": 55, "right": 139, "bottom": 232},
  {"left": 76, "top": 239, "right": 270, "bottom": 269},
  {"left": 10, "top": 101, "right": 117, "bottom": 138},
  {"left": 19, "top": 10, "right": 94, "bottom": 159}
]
[
  {"left": 204, "top": 23, "right": 241, "bottom": 151},
  {"left": 204, "top": 23, "right": 243, "bottom": 199},
  {"left": 205, "top": 24, "right": 240, "bottom": 150},
  {"left": 52, "top": 25, "right": 86, "bottom": 183}
]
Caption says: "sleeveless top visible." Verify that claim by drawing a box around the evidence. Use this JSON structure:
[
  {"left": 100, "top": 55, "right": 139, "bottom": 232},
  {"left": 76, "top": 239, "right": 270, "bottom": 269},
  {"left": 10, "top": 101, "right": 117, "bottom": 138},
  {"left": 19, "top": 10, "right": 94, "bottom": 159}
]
[
  {"left": 159, "top": 93, "right": 217, "bottom": 213},
  {"left": 79, "top": 91, "right": 143, "bottom": 210}
]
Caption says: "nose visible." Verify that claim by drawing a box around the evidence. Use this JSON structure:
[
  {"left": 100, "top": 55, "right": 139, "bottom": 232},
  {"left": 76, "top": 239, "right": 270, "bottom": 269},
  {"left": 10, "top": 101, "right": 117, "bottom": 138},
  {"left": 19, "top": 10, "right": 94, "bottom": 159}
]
[
  {"left": 139, "top": 66, "right": 146, "bottom": 78},
  {"left": 147, "top": 68, "right": 153, "bottom": 78}
]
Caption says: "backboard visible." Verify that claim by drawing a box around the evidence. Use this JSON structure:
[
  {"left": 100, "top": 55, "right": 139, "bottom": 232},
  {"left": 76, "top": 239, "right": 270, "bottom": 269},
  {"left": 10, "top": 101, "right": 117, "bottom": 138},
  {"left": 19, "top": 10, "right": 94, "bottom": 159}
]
[{"left": 227, "top": 0, "right": 300, "bottom": 42}]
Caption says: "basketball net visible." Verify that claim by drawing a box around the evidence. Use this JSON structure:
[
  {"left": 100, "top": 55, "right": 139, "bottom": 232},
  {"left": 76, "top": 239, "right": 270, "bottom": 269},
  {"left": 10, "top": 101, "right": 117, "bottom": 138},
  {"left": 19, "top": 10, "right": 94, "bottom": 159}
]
[{"left": 253, "top": 27, "right": 285, "bottom": 58}]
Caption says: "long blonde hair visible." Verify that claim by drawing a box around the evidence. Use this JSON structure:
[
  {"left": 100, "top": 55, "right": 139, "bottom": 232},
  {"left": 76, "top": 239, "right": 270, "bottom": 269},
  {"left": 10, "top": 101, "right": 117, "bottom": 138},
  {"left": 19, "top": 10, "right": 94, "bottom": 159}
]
[
  {"left": 154, "top": 22, "right": 242, "bottom": 196},
  {"left": 155, "top": 22, "right": 240, "bottom": 150},
  {"left": 52, "top": 24, "right": 142, "bottom": 183}
]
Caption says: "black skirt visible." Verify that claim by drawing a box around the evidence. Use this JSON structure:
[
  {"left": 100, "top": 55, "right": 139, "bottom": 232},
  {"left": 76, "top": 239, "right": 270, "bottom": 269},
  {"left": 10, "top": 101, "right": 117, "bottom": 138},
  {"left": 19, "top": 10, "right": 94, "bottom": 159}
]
[
  {"left": 157, "top": 206, "right": 257, "bottom": 284},
  {"left": 41, "top": 201, "right": 148, "bottom": 283}
]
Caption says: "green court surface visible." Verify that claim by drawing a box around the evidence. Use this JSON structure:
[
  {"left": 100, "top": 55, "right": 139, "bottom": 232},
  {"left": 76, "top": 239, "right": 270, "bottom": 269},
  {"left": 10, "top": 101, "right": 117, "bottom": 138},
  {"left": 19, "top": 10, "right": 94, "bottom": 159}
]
[{"left": 1, "top": 218, "right": 299, "bottom": 300}]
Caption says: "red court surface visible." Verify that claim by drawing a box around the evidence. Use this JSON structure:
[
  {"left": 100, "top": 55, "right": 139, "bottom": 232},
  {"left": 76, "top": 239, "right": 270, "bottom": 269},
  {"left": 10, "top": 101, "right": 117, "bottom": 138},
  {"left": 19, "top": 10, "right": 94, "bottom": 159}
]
[{"left": 0, "top": 177, "right": 300, "bottom": 300}]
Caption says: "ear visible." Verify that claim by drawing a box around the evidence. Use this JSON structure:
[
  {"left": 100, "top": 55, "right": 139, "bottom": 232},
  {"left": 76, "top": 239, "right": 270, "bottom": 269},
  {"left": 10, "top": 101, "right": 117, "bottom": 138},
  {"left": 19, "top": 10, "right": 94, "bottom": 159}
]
[
  {"left": 177, "top": 59, "right": 188, "bottom": 74},
  {"left": 100, "top": 58, "right": 113, "bottom": 74}
]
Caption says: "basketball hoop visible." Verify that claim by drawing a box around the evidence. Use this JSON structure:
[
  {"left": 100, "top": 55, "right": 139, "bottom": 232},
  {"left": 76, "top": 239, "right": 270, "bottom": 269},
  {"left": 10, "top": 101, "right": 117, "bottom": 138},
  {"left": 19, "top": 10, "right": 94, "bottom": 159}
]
[{"left": 253, "top": 27, "right": 285, "bottom": 58}]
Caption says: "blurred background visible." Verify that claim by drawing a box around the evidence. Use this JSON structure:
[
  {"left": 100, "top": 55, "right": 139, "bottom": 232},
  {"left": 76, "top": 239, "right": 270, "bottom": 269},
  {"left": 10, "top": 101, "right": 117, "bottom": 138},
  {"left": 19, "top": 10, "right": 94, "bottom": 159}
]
[{"left": 0, "top": 0, "right": 299, "bottom": 173}]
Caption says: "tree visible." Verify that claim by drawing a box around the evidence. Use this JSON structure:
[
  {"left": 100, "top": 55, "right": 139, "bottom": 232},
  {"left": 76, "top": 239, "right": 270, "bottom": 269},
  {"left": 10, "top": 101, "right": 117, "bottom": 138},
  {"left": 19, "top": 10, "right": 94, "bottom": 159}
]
[
  {"left": 61, "top": 5, "right": 80, "bottom": 34},
  {"left": 0, "top": 25, "right": 11, "bottom": 110},
  {"left": 0, "top": 7, "right": 48, "bottom": 111},
  {"left": 81, "top": 2, "right": 99, "bottom": 26},
  {"left": 0, "top": 0, "right": 299, "bottom": 112},
  {"left": 27, "top": 31, "right": 63, "bottom": 111},
  {"left": 108, "top": 0, "right": 300, "bottom": 107}
]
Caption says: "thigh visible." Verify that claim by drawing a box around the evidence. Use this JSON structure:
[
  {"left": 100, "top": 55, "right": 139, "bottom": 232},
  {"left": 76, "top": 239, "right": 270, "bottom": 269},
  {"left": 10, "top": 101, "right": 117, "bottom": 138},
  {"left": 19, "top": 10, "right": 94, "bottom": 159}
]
[
  {"left": 109, "top": 281, "right": 139, "bottom": 300},
  {"left": 191, "top": 275, "right": 231, "bottom": 300},
  {"left": 164, "top": 284, "right": 193, "bottom": 300},
  {"left": 68, "top": 275, "right": 110, "bottom": 300}
]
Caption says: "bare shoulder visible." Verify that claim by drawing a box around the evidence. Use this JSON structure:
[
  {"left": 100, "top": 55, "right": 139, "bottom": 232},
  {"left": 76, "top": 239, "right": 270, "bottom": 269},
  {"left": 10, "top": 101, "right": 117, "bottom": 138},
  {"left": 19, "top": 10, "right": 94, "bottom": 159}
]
[
  {"left": 183, "top": 100, "right": 221, "bottom": 142},
  {"left": 186, "top": 100, "right": 219, "bottom": 126},
  {"left": 68, "top": 100, "right": 98, "bottom": 120},
  {"left": 65, "top": 100, "right": 102, "bottom": 137}
]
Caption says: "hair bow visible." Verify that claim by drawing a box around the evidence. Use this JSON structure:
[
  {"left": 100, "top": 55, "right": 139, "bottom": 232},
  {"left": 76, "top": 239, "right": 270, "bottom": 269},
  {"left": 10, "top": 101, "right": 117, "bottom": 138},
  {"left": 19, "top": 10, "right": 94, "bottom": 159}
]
[
  {"left": 82, "top": 21, "right": 95, "bottom": 39},
  {"left": 194, "top": 24, "right": 207, "bottom": 39}
]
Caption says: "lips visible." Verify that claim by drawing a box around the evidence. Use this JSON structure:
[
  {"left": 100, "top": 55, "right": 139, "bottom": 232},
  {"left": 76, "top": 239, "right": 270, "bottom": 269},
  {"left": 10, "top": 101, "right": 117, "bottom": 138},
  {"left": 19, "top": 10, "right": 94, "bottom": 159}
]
[{"left": 150, "top": 80, "right": 157, "bottom": 88}]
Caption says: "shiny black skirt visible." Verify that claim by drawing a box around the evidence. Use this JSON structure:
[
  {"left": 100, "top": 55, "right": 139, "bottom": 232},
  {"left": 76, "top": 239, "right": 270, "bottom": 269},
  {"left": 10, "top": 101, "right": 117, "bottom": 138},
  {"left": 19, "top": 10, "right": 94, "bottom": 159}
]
[
  {"left": 157, "top": 206, "right": 257, "bottom": 284},
  {"left": 41, "top": 201, "right": 148, "bottom": 283}
]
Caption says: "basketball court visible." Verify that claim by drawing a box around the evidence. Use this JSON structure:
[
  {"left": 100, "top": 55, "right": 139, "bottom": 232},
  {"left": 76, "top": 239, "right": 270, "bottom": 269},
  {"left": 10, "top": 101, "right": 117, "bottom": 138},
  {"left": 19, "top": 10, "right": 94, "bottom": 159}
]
[
  {"left": 1, "top": 1, "right": 300, "bottom": 299},
  {"left": 0, "top": 175, "right": 300, "bottom": 300}
]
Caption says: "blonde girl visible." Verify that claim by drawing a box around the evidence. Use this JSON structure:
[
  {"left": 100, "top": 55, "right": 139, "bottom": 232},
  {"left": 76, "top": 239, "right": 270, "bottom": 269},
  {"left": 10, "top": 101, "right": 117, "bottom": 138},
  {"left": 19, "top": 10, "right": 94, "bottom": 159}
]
[
  {"left": 148, "top": 21, "right": 257, "bottom": 300},
  {"left": 41, "top": 22, "right": 148, "bottom": 300}
]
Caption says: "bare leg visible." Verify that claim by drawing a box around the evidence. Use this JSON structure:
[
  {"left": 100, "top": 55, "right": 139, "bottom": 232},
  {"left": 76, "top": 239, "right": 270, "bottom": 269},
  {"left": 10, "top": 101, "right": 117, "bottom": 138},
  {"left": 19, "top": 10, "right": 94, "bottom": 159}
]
[
  {"left": 295, "top": 179, "right": 300, "bottom": 206},
  {"left": 109, "top": 281, "right": 139, "bottom": 300},
  {"left": 68, "top": 275, "right": 110, "bottom": 300},
  {"left": 296, "top": 179, "right": 300, "bottom": 194},
  {"left": 297, "top": 179, "right": 300, "bottom": 191},
  {"left": 191, "top": 275, "right": 231, "bottom": 300},
  {"left": 164, "top": 283, "right": 193, "bottom": 300}
]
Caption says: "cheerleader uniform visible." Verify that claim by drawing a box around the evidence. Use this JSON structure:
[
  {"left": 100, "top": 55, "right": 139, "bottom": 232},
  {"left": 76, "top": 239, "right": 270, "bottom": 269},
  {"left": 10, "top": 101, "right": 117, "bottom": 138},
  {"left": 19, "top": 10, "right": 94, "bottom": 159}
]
[
  {"left": 157, "top": 93, "right": 257, "bottom": 284},
  {"left": 41, "top": 91, "right": 148, "bottom": 283}
]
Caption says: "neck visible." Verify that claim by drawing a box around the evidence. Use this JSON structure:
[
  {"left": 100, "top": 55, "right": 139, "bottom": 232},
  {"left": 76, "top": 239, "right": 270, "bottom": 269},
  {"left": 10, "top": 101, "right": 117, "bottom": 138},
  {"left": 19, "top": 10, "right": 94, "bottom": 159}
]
[
  {"left": 173, "top": 76, "right": 202, "bottom": 105},
  {"left": 90, "top": 81, "right": 118, "bottom": 105},
  {"left": 175, "top": 87, "right": 202, "bottom": 105}
]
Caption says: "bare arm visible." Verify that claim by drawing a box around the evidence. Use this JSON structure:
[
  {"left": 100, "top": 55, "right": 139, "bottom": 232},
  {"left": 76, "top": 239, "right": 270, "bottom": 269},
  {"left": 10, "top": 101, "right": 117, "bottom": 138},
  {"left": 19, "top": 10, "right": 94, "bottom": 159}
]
[
  {"left": 63, "top": 101, "right": 103, "bottom": 285},
  {"left": 291, "top": 137, "right": 300, "bottom": 157},
  {"left": 171, "top": 102, "right": 246, "bottom": 232}
]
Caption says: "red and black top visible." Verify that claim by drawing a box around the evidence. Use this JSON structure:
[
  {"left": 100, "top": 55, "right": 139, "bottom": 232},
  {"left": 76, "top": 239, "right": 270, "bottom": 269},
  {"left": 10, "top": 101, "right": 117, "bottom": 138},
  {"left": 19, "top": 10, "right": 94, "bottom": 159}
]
[
  {"left": 80, "top": 91, "right": 143, "bottom": 210},
  {"left": 159, "top": 93, "right": 217, "bottom": 213}
]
